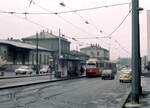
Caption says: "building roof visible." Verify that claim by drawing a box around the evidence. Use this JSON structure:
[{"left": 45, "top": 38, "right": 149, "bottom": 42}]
[
  {"left": 0, "top": 40, "right": 54, "bottom": 52},
  {"left": 80, "top": 45, "right": 108, "bottom": 51},
  {"left": 22, "top": 31, "right": 70, "bottom": 42}
]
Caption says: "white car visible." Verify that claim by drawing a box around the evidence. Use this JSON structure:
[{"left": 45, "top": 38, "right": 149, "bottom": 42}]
[
  {"left": 39, "top": 66, "right": 51, "bottom": 74},
  {"left": 119, "top": 69, "right": 132, "bottom": 83},
  {"left": 15, "top": 66, "right": 33, "bottom": 75}
]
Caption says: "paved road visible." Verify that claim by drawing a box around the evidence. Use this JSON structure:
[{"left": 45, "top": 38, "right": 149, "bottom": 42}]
[{"left": 0, "top": 74, "right": 131, "bottom": 108}]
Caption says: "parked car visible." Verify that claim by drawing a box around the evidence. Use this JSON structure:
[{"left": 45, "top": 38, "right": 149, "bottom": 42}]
[
  {"left": 39, "top": 66, "right": 51, "bottom": 74},
  {"left": 15, "top": 66, "right": 33, "bottom": 75},
  {"left": 101, "top": 69, "right": 115, "bottom": 80},
  {"left": 119, "top": 69, "right": 132, "bottom": 83}
]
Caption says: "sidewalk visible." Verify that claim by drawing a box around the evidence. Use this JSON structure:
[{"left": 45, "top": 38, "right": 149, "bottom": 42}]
[
  {"left": 0, "top": 74, "right": 85, "bottom": 90},
  {"left": 125, "top": 72, "right": 150, "bottom": 108}
]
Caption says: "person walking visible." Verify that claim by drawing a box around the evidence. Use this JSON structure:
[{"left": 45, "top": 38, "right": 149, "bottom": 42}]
[{"left": 80, "top": 66, "right": 85, "bottom": 75}]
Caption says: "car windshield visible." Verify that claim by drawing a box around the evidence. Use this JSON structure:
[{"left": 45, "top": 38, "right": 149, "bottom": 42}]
[
  {"left": 19, "top": 66, "right": 29, "bottom": 69},
  {"left": 121, "top": 69, "right": 131, "bottom": 74},
  {"left": 102, "top": 70, "right": 112, "bottom": 74},
  {"left": 41, "top": 66, "right": 49, "bottom": 69}
]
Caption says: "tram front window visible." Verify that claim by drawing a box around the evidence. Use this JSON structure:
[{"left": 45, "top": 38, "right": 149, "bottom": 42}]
[{"left": 87, "top": 63, "right": 96, "bottom": 68}]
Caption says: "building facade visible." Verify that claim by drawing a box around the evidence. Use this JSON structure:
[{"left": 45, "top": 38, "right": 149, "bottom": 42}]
[
  {"left": 0, "top": 39, "right": 54, "bottom": 71},
  {"left": 22, "top": 31, "right": 89, "bottom": 77},
  {"left": 80, "top": 44, "right": 109, "bottom": 60},
  {"left": 22, "top": 31, "right": 70, "bottom": 54}
]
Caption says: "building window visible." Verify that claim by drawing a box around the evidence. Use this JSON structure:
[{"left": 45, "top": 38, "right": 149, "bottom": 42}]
[
  {"left": 39, "top": 54, "right": 42, "bottom": 64},
  {"left": 4, "top": 50, "right": 7, "bottom": 54},
  {"left": 32, "top": 54, "right": 34, "bottom": 65},
  {"left": 44, "top": 55, "right": 46, "bottom": 64},
  {"left": 47, "top": 55, "right": 49, "bottom": 64},
  {"left": 91, "top": 51, "right": 94, "bottom": 57},
  {"left": 97, "top": 52, "right": 100, "bottom": 56}
]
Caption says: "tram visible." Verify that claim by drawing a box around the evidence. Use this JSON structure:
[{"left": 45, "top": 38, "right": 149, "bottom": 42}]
[{"left": 86, "top": 58, "right": 117, "bottom": 77}]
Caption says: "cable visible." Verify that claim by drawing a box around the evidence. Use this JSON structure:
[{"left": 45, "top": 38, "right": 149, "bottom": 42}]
[
  {"left": 106, "top": 9, "right": 132, "bottom": 38},
  {"left": 26, "top": 0, "right": 97, "bottom": 36},
  {"left": 0, "top": 1, "right": 132, "bottom": 53},
  {"left": 0, "top": 9, "right": 91, "bottom": 47},
  {"left": 15, "top": 15, "right": 50, "bottom": 30},
  {"left": 0, "top": 2, "right": 130, "bottom": 15},
  {"left": 111, "top": 38, "right": 130, "bottom": 55},
  {"left": 0, "top": 8, "right": 132, "bottom": 39},
  {"left": 59, "top": 1, "right": 105, "bottom": 34}
]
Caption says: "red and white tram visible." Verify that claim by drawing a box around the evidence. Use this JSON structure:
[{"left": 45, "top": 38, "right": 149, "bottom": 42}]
[{"left": 86, "top": 59, "right": 117, "bottom": 77}]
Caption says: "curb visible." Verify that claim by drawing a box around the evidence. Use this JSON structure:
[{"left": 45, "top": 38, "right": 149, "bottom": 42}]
[
  {"left": 0, "top": 73, "right": 54, "bottom": 80},
  {"left": 119, "top": 88, "right": 131, "bottom": 108},
  {"left": 0, "top": 76, "right": 85, "bottom": 90}
]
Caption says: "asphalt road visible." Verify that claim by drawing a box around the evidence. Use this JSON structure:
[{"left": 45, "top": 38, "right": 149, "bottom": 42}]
[{"left": 0, "top": 74, "right": 131, "bottom": 108}]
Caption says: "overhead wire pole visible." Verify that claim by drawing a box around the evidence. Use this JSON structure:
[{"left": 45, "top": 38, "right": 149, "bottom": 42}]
[
  {"left": 131, "top": 0, "right": 141, "bottom": 104},
  {"left": 58, "top": 28, "right": 61, "bottom": 74},
  {"left": 59, "top": 28, "right": 61, "bottom": 59},
  {"left": 36, "top": 32, "right": 39, "bottom": 74}
]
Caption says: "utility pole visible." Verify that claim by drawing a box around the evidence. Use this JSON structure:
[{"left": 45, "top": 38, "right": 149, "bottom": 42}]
[
  {"left": 36, "top": 32, "right": 39, "bottom": 74},
  {"left": 58, "top": 28, "right": 61, "bottom": 73},
  {"left": 131, "top": 0, "right": 140, "bottom": 104},
  {"left": 59, "top": 28, "right": 61, "bottom": 59}
]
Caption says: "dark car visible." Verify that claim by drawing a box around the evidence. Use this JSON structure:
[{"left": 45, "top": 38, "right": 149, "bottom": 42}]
[{"left": 101, "top": 69, "right": 115, "bottom": 80}]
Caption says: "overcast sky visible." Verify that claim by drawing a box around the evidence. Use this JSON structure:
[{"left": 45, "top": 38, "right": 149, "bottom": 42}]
[{"left": 0, "top": 0, "right": 149, "bottom": 60}]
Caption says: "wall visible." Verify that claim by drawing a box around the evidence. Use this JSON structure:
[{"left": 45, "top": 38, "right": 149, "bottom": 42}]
[
  {"left": 23, "top": 38, "right": 70, "bottom": 53},
  {"left": 0, "top": 45, "right": 8, "bottom": 61},
  {"left": 80, "top": 49, "right": 109, "bottom": 60}
]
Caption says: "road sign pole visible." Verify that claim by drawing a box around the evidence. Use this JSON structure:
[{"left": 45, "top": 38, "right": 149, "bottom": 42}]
[{"left": 131, "top": 0, "right": 140, "bottom": 104}]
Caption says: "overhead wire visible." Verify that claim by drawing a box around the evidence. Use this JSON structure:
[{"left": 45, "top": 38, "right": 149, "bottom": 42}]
[
  {"left": 0, "top": 9, "right": 90, "bottom": 47},
  {"left": 59, "top": 1, "right": 105, "bottom": 34},
  {"left": 105, "top": 9, "right": 132, "bottom": 38},
  {"left": 0, "top": 6, "right": 132, "bottom": 39},
  {"left": 0, "top": 2, "right": 130, "bottom": 15},
  {"left": 111, "top": 38, "right": 130, "bottom": 55},
  {"left": 26, "top": 0, "right": 97, "bottom": 36},
  {"left": 0, "top": 1, "right": 131, "bottom": 54}
]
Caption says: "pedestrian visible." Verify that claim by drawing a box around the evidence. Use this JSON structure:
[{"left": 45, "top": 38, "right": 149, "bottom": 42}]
[{"left": 80, "top": 66, "right": 84, "bottom": 75}]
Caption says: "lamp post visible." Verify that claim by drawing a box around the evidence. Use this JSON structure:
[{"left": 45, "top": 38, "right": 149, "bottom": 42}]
[
  {"left": 131, "top": 0, "right": 141, "bottom": 104},
  {"left": 36, "top": 32, "right": 39, "bottom": 74}
]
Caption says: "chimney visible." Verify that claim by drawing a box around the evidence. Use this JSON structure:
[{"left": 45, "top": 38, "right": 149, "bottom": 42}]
[{"left": 10, "top": 37, "right": 13, "bottom": 40}]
